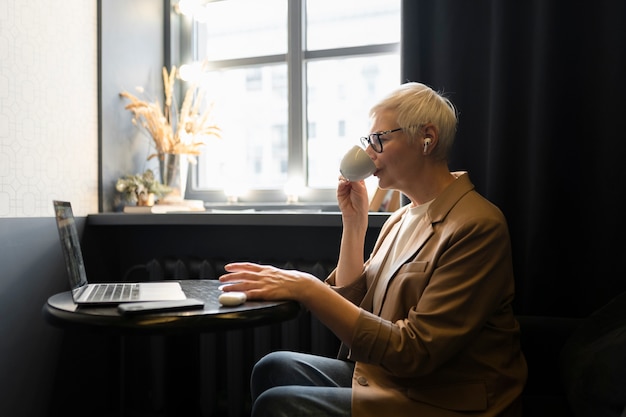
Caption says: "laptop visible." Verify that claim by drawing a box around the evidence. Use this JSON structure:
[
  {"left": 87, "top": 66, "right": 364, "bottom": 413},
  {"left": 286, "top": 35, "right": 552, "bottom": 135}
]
[{"left": 53, "top": 200, "right": 187, "bottom": 305}]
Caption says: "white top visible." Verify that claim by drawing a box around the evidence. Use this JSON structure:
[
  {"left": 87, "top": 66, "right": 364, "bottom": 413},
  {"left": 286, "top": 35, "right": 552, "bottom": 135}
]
[{"left": 372, "top": 200, "right": 433, "bottom": 314}]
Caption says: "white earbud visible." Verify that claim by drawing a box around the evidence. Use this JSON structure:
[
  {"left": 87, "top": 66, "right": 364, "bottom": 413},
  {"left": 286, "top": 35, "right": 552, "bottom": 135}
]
[{"left": 423, "top": 138, "right": 432, "bottom": 153}]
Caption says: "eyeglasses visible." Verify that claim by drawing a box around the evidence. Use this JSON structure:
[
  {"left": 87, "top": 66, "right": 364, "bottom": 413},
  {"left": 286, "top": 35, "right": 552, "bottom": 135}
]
[{"left": 360, "top": 128, "right": 403, "bottom": 153}]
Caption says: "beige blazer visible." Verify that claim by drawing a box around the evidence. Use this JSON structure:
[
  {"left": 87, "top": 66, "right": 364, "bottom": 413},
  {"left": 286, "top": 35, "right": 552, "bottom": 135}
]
[{"left": 326, "top": 172, "right": 527, "bottom": 417}]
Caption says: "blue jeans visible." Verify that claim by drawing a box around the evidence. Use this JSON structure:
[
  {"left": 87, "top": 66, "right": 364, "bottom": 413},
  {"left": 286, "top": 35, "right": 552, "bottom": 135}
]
[{"left": 250, "top": 351, "right": 354, "bottom": 417}]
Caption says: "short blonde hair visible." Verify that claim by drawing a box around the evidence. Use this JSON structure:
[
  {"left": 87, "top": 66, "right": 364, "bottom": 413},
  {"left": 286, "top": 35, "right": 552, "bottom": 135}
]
[{"left": 370, "top": 82, "right": 458, "bottom": 161}]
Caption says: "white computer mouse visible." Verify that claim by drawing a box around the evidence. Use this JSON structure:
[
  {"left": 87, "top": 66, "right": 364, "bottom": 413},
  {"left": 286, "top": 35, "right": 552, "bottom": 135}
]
[{"left": 218, "top": 291, "right": 247, "bottom": 306}]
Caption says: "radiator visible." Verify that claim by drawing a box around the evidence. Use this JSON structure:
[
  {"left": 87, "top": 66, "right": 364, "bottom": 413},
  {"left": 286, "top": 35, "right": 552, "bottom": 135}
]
[{"left": 123, "top": 257, "right": 341, "bottom": 417}]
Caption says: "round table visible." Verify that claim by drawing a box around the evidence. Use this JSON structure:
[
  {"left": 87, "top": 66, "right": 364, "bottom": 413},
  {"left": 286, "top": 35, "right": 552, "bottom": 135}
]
[{"left": 43, "top": 279, "right": 301, "bottom": 334}]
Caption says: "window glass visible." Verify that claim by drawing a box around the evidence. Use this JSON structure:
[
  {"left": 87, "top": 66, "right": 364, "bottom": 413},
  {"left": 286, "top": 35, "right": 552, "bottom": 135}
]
[
  {"left": 191, "top": 0, "right": 400, "bottom": 202},
  {"left": 198, "top": 0, "right": 287, "bottom": 60},
  {"left": 196, "top": 64, "right": 288, "bottom": 192},
  {"left": 306, "top": 56, "right": 400, "bottom": 188},
  {"left": 306, "top": 0, "right": 401, "bottom": 51}
]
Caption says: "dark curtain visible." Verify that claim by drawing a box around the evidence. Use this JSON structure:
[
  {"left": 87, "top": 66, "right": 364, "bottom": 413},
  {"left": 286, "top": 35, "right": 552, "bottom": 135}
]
[{"left": 401, "top": 0, "right": 626, "bottom": 316}]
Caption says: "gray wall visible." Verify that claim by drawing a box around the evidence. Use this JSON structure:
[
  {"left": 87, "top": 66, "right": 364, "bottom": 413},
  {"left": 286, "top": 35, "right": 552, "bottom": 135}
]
[{"left": 100, "top": 0, "right": 166, "bottom": 212}]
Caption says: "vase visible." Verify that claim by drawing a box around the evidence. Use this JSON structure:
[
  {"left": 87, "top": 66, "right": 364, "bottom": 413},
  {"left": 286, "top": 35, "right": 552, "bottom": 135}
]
[{"left": 159, "top": 153, "right": 189, "bottom": 202}]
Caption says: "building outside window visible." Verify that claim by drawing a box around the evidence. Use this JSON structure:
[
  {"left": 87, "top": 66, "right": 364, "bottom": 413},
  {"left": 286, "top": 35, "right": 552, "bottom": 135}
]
[{"left": 183, "top": 0, "right": 400, "bottom": 204}]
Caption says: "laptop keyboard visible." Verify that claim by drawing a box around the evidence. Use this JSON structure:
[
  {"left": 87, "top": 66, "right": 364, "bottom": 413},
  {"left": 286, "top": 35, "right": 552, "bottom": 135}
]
[{"left": 87, "top": 283, "right": 140, "bottom": 302}]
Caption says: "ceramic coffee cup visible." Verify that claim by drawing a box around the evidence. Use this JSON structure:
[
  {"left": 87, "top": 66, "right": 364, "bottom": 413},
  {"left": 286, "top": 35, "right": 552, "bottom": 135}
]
[{"left": 339, "top": 145, "right": 376, "bottom": 181}]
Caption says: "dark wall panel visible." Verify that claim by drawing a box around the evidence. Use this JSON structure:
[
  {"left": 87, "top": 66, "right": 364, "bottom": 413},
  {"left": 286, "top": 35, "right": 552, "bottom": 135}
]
[{"left": 0, "top": 217, "right": 83, "bottom": 417}]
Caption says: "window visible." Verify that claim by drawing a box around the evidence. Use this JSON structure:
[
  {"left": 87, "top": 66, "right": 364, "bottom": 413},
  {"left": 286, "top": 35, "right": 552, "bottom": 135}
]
[{"left": 185, "top": 0, "right": 401, "bottom": 204}]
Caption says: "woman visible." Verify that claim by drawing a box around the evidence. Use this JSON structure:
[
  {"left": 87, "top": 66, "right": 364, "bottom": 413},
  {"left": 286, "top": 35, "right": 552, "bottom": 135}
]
[{"left": 219, "top": 82, "right": 527, "bottom": 417}]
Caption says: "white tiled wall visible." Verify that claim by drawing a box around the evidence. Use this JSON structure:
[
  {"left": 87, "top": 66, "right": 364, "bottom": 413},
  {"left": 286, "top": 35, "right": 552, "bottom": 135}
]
[{"left": 0, "top": 0, "right": 98, "bottom": 217}]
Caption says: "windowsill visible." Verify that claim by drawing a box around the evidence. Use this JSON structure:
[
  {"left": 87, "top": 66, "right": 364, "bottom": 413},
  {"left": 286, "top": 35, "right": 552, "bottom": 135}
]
[
  {"left": 203, "top": 202, "right": 340, "bottom": 213},
  {"left": 88, "top": 208, "right": 391, "bottom": 227}
]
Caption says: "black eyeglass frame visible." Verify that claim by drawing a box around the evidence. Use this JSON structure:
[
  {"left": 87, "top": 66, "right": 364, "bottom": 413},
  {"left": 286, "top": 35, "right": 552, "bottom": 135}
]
[{"left": 360, "top": 128, "right": 403, "bottom": 153}]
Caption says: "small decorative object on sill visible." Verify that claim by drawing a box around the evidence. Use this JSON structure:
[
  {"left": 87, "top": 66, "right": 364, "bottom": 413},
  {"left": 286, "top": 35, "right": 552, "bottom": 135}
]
[
  {"left": 122, "top": 199, "right": 205, "bottom": 213},
  {"left": 115, "top": 169, "right": 171, "bottom": 208},
  {"left": 138, "top": 192, "right": 155, "bottom": 207},
  {"left": 120, "top": 64, "right": 221, "bottom": 201},
  {"left": 369, "top": 188, "right": 401, "bottom": 212}
]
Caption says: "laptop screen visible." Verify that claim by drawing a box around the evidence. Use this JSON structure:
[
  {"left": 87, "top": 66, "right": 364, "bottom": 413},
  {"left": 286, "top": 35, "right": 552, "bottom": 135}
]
[{"left": 53, "top": 201, "right": 88, "bottom": 294}]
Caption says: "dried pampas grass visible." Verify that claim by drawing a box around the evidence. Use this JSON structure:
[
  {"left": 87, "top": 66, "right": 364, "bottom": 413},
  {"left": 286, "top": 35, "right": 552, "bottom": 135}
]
[{"left": 120, "top": 66, "right": 221, "bottom": 160}]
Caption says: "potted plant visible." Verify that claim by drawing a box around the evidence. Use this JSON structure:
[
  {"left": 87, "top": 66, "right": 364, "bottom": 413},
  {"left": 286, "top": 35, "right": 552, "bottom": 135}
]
[{"left": 115, "top": 169, "right": 171, "bottom": 206}]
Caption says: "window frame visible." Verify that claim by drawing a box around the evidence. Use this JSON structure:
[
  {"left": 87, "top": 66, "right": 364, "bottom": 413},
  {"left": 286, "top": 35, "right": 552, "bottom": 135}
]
[{"left": 184, "top": 0, "right": 400, "bottom": 205}]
